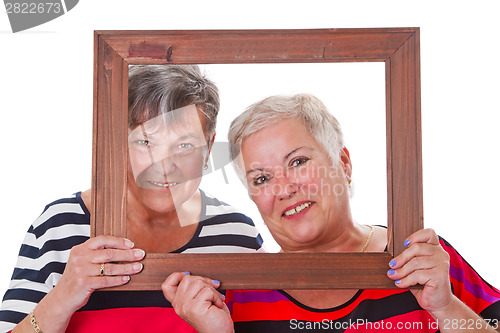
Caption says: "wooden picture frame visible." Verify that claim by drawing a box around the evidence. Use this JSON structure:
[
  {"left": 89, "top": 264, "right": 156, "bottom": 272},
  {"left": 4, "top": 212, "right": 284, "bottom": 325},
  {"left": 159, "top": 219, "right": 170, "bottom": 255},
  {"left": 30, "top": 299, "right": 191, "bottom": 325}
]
[{"left": 92, "top": 28, "right": 423, "bottom": 290}]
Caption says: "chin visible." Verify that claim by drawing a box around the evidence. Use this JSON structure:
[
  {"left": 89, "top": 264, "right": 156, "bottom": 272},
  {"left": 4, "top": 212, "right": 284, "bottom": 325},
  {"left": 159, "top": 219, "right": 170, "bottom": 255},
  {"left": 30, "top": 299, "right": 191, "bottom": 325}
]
[
  {"left": 145, "top": 200, "right": 177, "bottom": 214},
  {"left": 283, "top": 231, "right": 322, "bottom": 249}
]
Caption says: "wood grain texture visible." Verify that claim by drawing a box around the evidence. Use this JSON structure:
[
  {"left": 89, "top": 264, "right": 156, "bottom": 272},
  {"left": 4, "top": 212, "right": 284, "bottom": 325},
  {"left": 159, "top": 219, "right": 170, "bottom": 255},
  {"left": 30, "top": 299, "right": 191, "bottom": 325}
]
[
  {"left": 112, "top": 253, "right": 395, "bottom": 290},
  {"left": 386, "top": 30, "right": 424, "bottom": 256},
  {"left": 92, "top": 28, "right": 423, "bottom": 290},
  {"left": 97, "top": 29, "right": 417, "bottom": 64},
  {"left": 91, "top": 37, "right": 128, "bottom": 238}
]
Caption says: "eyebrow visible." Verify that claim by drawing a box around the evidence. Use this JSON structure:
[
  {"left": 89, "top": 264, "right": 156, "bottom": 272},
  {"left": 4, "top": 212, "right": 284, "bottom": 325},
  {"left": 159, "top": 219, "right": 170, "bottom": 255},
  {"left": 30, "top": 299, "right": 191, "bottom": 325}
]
[
  {"left": 245, "top": 146, "right": 313, "bottom": 176},
  {"left": 284, "top": 146, "right": 311, "bottom": 160},
  {"left": 246, "top": 167, "right": 265, "bottom": 176},
  {"left": 137, "top": 130, "right": 204, "bottom": 142},
  {"left": 176, "top": 133, "right": 204, "bottom": 141}
]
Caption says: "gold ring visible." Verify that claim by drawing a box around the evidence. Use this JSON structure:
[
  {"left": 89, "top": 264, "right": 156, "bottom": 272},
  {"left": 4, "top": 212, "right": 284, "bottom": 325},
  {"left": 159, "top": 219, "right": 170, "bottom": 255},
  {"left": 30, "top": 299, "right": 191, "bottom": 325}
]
[{"left": 100, "top": 263, "right": 105, "bottom": 277}]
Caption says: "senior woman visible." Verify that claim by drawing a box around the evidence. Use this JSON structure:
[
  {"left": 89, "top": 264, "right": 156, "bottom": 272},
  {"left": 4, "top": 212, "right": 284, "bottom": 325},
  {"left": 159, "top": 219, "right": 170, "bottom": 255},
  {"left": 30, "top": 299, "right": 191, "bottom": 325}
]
[
  {"left": 0, "top": 65, "right": 263, "bottom": 333},
  {"left": 163, "top": 94, "right": 500, "bottom": 332}
]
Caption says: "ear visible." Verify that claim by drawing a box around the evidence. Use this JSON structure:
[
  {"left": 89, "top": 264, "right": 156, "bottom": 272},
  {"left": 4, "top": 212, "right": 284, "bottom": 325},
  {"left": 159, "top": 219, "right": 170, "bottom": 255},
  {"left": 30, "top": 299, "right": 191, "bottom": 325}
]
[
  {"left": 205, "top": 132, "right": 216, "bottom": 163},
  {"left": 340, "top": 147, "right": 352, "bottom": 182}
]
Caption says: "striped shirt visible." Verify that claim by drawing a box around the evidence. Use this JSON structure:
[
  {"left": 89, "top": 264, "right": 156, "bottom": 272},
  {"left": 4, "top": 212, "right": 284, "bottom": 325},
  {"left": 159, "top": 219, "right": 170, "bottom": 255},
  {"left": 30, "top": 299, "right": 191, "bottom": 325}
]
[
  {"left": 0, "top": 190, "right": 263, "bottom": 333},
  {"left": 226, "top": 238, "right": 500, "bottom": 332}
]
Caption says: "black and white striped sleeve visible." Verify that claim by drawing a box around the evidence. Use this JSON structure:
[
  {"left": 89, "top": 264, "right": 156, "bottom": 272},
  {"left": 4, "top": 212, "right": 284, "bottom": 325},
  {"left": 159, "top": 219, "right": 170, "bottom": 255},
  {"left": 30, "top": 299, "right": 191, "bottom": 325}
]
[{"left": 0, "top": 196, "right": 90, "bottom": 333}]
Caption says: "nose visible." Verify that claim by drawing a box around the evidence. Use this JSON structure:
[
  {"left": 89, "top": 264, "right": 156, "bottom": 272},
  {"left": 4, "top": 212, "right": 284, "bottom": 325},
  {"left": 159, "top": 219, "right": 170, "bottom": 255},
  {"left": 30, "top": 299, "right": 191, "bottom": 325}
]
[
  {"left": 274, "top": 173, "right": 299, "bottom": 201},
  {"left": 150, "top": 155, "right": 177, "bottom": 179}
]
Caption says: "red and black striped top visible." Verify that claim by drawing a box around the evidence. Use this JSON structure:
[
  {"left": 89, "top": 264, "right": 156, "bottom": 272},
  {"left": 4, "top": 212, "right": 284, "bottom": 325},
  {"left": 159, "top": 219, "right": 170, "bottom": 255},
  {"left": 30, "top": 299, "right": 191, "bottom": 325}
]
[{"left": 226, "top": 238, "right": 500, "bottom": 332}]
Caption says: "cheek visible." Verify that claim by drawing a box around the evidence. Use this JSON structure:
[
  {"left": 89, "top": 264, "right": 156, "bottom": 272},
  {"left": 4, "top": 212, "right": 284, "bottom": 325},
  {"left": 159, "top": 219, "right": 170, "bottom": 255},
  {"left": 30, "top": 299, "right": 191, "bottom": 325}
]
[
  {"left": 250, "top": 189, "right": 275, "bottom": 217},
  {"left": 294, "top": 169, "right": 323, "bottom": 195},
  {"left": 179, "top": 154, "right": 205, "bottom": 178},
  {"left": 129, "top": 151, "right": 150, "bottom": 178},
  {"left": 297, "top": 166, "right": 339, "bottom": 197}
]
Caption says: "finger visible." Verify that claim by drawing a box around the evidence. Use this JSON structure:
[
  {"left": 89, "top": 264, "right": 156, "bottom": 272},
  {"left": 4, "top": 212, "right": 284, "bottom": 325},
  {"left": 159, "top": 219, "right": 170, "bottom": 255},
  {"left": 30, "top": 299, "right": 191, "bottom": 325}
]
[
  {"left": 393, "top": 269, "right": 433, "bottom": 289},
  {"left": 90, "top": 275, "right": 132, "bottom": 289},
  {"left": 221, "top": 302, "right": 231, "bottom": 315},
  {"left": 91, "top": 248, "right": 145, "bottom": 264},
  {"left": 213, "top": 293, "right": 226, "bottom": 310},
  {"left": 86, "top": 235, "right": 135, "bottom": 250},
  {"left": 162, "top": 272, "right": 189, "bottom": 302},
  {"left": 173, "top": 275, "right": 222, "bottom": 312},
  {"left": 176, "top": 275, "right": 221, "bottom": 300},
  {"left": 389, "top": 243, "right": 438, "bottom": 269},
  {"left": 99, "top": 262, "right": 143, "bottom": 276},
  {"left": 405, "top": 228, "right": 440, "bottom": 247},
  {"left": 387, "top": 254, "right": 438, "bottom": 281},
  {"left": 194, "top": 285, "right": 226, "bottom": 310}
]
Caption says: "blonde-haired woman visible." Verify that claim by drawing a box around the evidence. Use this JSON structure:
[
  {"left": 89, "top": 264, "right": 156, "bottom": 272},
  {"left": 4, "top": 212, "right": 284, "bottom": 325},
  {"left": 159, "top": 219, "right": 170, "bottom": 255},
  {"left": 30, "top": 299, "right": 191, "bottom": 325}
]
[{"left": 163, "top": 94, "right": 500, "bottom": 333}]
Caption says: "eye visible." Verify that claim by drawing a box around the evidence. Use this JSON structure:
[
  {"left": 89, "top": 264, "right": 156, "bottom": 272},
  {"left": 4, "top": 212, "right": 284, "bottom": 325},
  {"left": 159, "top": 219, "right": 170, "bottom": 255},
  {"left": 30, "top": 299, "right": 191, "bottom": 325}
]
[
  {"left": 252, "top": 174, "right": 271, "bottom": 186},
  {"left": 177, "top": 143, "right": 196, "bottom": 155},
  {"left": 178, "top": 143, "right": 194, "bottom": 149},
  {"left": 135, "top": 139, "right": 151, "bottom": 147},
  {"left": 290, "top": 157, "right": 309, "bottom": 168}
]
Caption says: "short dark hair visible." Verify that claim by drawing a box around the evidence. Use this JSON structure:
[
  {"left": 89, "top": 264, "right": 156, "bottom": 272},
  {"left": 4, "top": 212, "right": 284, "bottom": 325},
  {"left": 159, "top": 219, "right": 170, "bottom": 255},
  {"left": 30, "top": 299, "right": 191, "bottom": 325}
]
[{"left": 128, "top": 65, "right": 220, "bottom": 140}]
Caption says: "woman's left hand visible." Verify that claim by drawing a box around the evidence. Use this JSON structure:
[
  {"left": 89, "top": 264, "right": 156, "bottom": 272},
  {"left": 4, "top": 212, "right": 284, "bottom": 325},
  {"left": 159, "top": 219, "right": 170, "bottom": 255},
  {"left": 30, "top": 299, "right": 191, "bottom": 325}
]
[
  {"left": 162, "top": 272, "right": 233, "bottom": 333},
  {"left": 387, "top": 228, "right": 453, "bottom": 316}
]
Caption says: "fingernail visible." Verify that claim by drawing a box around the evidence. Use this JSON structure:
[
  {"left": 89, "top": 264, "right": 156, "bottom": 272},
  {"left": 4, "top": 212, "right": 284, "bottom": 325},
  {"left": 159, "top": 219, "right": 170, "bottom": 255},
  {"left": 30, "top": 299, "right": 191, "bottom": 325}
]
[
  {"left": 404, "top": 239, "right": 411, "bottom": 247},
  {"left": 395, "top": 279, "right": 401, "bottom": 285},
  {"left": 134, "top": 249, "right": 145, "bottom": 259},
  {"left": 133, "top": 263, "right": 143, "bottom": 271},
  {"left": 122, "top": 276, "right": 130, "bottom": 282},
  {"left": 219, "top": 292, "right": 225, "bottom": 299},
  {"left": 389, "top": 259, "right": 397, "bottom": 268},
  {"left": 183, "top": 271, "right": 190, "bottom": 275},
  {"left": 388, "top": 269, "right": 395, "bottom": 275},
  {"left": 213, "top": 280, "right": 221, "bottom": 285},
  {"left": 125, "top": 239, "right": 134, "bottom": 248}
]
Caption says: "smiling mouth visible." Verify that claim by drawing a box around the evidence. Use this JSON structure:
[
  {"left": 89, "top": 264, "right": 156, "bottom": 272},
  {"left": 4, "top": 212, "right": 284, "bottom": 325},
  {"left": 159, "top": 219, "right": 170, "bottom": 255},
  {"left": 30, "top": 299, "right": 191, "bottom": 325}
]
[
  {"left": 148, "top": 181, "right": 179, "bottom": 188},
  {"left": 283, "top": 201, "right": 314, "bottom": 217}
]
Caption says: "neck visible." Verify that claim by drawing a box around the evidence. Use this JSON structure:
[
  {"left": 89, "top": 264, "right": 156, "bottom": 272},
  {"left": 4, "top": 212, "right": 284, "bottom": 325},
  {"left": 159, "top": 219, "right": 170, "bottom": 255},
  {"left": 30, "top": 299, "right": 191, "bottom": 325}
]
[
  {"left": 126, "top": 189, "right": 202, "bottom": 253},
  {"left": 126, "top": 188, "right": 202, "bottom": 226},
  {"left": 127, "top": 193, "right": 178, "bottom": 227}
]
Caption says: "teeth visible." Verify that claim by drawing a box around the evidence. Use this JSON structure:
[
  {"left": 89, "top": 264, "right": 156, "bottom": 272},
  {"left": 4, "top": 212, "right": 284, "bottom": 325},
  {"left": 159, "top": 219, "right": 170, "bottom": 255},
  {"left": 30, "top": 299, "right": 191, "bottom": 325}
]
[
  {"left": 150, "top": 181, "right": 178, "bottom": 188},
  {"left": 284, "top": 202, "right": 312, "bottom": 216}
]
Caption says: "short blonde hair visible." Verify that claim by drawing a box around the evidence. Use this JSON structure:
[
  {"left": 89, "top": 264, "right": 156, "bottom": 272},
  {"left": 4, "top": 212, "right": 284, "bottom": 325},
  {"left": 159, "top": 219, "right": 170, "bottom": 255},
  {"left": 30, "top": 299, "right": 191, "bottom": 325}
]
[{"left": 228, "top": 94, "right": 345, "bottom": 178}]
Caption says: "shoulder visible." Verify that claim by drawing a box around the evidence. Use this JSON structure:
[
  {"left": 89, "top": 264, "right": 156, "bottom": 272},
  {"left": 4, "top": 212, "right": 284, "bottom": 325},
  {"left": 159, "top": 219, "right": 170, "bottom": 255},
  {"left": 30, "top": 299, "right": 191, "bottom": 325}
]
[
  {"left": 200, "top": 189, "right": 254, "bottom": 225},
  {"left": 0, "top": 193, "right": 91, "bottom": 324},
  {"left": 30, "top": 192, "right": 90, "bottom": 239},
  {"left": 18, "top": 192, "right": 90, "bottom": 275},
  {"left": 200, "top": 189, "right": 248, "bottom": 216},
  {"left": 177, "top": 190, "right": 264, "bottom": 253},
  {"left": 438, "top": 236, "right": 500, "bottom": 317},
  {"left": 438, "top": 236, "right": 480, "bottom": 271}
]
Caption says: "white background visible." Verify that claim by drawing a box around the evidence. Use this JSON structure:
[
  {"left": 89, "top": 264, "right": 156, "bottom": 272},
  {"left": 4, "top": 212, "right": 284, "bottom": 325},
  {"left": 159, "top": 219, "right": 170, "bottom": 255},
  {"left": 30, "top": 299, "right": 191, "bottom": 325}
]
[{"left": 0, "top": 1, "right": 499, "bottom": 293}]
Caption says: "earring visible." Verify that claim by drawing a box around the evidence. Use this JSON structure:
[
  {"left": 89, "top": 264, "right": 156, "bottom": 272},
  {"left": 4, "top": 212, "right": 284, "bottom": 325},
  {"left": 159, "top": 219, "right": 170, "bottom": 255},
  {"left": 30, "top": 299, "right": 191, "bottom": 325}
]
[{"left": 204, "top": 163, "right": 208, "bottom": 170}]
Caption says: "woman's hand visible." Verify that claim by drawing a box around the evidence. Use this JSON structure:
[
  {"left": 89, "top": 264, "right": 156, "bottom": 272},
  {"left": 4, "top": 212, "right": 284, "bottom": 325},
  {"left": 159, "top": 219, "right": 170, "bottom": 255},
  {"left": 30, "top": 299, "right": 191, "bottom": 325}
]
[
  {"left": 14, "top": 236, "right": 145, "bottom": 333},
  {"left": 55, "top": 235, "right": 145, "bottom": 311},
  {"left": 386, "top": 228, "right": 453, "bottom": 316},
  {"left": 162, "top": 272, "right": 234, "bottom": 333},
  {"left": 387, "top": 229, "right": 499, "bottom": 332}
]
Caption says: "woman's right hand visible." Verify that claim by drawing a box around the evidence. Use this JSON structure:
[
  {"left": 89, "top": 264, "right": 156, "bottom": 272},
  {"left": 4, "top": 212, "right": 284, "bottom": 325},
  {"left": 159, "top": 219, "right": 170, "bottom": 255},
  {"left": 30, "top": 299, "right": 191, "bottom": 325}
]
[
  {"left": 55, "top": 235, "right": 145, "bottom": 312},
  {"left": 16, "top": 236, "right": 145, "bottom": 333}
]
